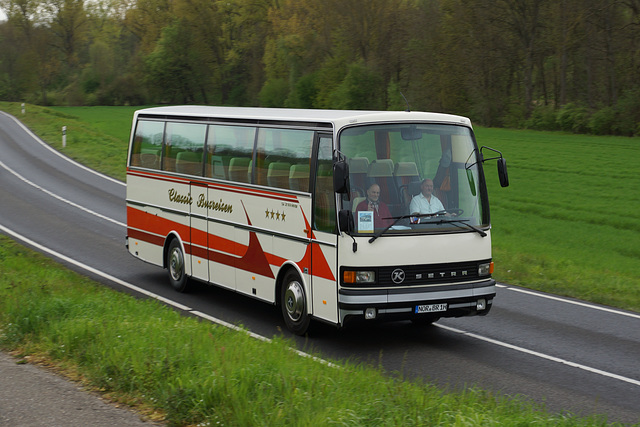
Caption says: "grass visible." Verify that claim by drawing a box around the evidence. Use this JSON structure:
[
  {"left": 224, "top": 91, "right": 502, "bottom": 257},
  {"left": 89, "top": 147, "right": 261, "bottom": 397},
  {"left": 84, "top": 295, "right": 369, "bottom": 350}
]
[
  {"left": 475, "top": 127, "right": 640, "bottom": 311},
  {"left": 0, "top": 236, "right": 617, "bottom": 426}
]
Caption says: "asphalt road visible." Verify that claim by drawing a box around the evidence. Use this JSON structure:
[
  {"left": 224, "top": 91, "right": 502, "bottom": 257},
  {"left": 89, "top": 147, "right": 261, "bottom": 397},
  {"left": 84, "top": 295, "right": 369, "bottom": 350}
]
[
  {"left": 0, "top": 352, "right": 160, "bottom": 426},
  {"left": 1, "top": 110, "right": 639, "bottom": 425}
]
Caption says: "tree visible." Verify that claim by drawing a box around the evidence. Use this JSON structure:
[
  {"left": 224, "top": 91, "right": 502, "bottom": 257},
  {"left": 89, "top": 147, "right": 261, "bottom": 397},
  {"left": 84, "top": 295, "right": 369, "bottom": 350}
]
[
  {"left": 0, "top": 0, "right": 40, "bottom": 41},
  {"left": 216, "top": 0, "right": 270, "bottom": 105},
  {"left": 497, "top": 0, "right": 547, "bottom": 117},
  {"left": 44, "top": 0, "right": 89, "bottom": 70},
  {"left": 327, "top": 61, "right": 385, "bottom": 110},
  {"left": 145, "top": 19, "right": 210, "bottom": 103},
  {"left": 124, "top": 0, "right": 173, "bottom": 54}
]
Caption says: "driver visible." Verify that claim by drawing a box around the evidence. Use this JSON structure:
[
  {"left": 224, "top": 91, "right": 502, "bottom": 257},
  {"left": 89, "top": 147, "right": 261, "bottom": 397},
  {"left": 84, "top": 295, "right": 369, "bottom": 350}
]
[{"left": 410, "top": 178, "right": 445, "bottom": 216}]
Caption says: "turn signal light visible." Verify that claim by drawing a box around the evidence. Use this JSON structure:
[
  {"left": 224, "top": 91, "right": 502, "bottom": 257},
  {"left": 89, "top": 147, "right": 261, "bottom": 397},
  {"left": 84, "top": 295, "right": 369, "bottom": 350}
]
[{"left": 343, "top": 270, "right": 375, "bottom": 284}]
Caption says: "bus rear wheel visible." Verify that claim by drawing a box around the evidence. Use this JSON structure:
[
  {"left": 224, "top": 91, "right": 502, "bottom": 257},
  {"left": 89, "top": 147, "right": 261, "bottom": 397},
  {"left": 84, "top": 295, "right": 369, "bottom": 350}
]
[
  {"left": 167, "top": 239, "right": 189, "bottom": 292},
  {"left": 281, "top": 270, "right": 310, "bottom": 335}
]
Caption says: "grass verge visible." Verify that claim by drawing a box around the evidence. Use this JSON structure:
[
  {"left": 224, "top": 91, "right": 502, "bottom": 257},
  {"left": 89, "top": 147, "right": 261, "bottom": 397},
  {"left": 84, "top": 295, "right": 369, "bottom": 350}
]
[{"left": 0, "top": 236, "right": 616, "bottom": 426}]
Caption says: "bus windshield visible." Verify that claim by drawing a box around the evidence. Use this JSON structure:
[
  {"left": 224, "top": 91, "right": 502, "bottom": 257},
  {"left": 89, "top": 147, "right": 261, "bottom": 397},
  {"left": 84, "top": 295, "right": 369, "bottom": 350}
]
[{"left": 339, "top": 123, "right": 488, "bottom": 235}]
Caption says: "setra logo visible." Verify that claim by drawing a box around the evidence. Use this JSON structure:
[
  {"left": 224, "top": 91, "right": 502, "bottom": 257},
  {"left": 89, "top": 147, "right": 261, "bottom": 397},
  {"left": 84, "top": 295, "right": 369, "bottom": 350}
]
[{"left": 391, "top": 268, "right": 405, "bottom": 284}]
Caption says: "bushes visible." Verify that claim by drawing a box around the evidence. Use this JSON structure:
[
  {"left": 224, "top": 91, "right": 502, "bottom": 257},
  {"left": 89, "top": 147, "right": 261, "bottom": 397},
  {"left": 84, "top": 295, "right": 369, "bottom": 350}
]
[
  {"left": 520, "top": 95, "right": 640, "bottom": 136},
  {"left": 556, "top": 103, "right": 590, "bottom": 133},
  {"left": 609, "top": 89, "right": 640, "bottom": 136},
  {"left": 588, "top": 107, "right": 616, "bottom": 135},
  {"left": 523, "top": 104, "right": 557, "bottom": 131}
]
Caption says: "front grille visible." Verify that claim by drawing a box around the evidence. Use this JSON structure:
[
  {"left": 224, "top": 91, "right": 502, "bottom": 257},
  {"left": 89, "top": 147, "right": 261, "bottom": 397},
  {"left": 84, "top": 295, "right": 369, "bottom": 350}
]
[{"left": 341, "top": 260, "right": 489, "bottom": 287}]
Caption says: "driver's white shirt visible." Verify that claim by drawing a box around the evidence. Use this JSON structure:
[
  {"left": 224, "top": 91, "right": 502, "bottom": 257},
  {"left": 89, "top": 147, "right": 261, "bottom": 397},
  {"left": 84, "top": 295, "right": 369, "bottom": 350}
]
[{"left": 410, "top": 193, "right": 445, "bottom": 214}]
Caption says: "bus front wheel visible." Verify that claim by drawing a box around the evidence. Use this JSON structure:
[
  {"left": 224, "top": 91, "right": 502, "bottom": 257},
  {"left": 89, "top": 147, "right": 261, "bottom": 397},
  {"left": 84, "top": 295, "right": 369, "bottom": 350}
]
[
  {"left": 281, "top": 271, "right": 310, "bottom": 335},
  {"left": 167, "top": 239, "right": 189, "bottom": 292}
]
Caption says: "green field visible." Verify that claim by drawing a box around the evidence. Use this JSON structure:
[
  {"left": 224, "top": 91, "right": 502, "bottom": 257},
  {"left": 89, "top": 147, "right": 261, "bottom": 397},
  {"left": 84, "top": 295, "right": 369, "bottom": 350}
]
[
  {"left": 48, "top": 105, "right": 143, "bottom": 142},
  {"left": 2, "top": 102, "right": 638, "bottom": 312},
  {"left": 475, "top": 127, "right": 640, "bottom": 311}
]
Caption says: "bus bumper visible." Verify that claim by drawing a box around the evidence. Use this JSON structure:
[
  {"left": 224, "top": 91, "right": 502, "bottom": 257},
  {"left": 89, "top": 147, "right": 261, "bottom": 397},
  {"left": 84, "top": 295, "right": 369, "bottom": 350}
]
[{"left": 338, "top": 279, "right": 496, "bottom": 325}]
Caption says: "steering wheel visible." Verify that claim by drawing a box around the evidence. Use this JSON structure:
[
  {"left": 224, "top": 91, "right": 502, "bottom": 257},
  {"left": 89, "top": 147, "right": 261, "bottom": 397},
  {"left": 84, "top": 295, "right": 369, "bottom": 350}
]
[{"left": 435, "top": 208, "right": 464, "bottom": 217}]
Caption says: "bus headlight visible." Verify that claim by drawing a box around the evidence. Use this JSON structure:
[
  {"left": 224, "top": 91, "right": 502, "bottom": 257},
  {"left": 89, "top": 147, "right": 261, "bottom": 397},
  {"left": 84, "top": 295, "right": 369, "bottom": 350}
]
[
  {"left": 478, "top": 262, "right": 494, "bottom": 277},
  {"left": 343, "top": 270, "right": 376, "bottom": 284}
]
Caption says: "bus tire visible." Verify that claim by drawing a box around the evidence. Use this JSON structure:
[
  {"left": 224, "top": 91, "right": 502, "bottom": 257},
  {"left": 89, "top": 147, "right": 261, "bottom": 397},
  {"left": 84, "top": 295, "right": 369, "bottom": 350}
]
[
  {"left": 167, "top": 238, "right": 189, "bottom": 293},
  {"left": 281, "top": 270, "right": 310, "bottom": 335}
]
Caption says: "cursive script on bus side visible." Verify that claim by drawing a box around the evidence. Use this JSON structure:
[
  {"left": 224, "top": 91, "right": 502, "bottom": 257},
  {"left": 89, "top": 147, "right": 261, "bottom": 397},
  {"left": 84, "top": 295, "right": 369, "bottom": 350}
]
[
  {"left": 168, "top": 188, "right": 192, "bottom": 205},
  {"left": 168, "top": 188, "right": 232, "bottom": 213}
]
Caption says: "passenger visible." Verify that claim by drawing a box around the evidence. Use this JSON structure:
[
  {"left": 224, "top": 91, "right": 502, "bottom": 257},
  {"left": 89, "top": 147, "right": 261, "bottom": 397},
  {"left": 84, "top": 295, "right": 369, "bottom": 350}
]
[
  {"left": 410, "top": 178, "right": 445, "bottom": 216},
  {"left": 355, "top": 183, "right": 392, "bottom": 229}
]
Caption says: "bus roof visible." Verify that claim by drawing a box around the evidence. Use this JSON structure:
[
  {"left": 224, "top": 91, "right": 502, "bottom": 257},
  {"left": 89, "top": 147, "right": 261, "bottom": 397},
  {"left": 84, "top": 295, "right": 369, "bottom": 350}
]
[{"left": 135, "top": 106, "right": 472, "bottom": 129}]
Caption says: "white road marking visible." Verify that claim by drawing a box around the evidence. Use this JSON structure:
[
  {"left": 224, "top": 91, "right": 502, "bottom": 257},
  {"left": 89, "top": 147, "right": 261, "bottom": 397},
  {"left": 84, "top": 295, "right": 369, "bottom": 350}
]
[
  {"left": 0, "top": 159, "right": 126, "bottom": 228},
  {"left": 496, "top": 283, "right": 640, "bottom": 320},
  {"left": 435, "top": 323, "right": 640, "bottom": 387}
]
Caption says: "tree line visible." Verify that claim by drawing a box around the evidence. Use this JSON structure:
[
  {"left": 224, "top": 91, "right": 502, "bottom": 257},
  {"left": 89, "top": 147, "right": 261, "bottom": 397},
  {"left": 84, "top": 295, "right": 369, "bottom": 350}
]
[{"left": 2, "top": 0, "right": 640, "bottom": 135}]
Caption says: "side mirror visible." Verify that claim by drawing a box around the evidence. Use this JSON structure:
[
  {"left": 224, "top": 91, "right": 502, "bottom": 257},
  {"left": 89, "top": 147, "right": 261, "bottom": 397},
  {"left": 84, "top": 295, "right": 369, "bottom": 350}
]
[
  {"left": 497, "top": 158, "right": 509, "bottom": 187},
  {"left": 333, "top": 161, "right": 350, "bottom": 194},
  {"left": 480, "top": 146, "right": 509, "bottom": 188},
  {"left": 338, "top": 209, "right": 354, "bottom": 234}
]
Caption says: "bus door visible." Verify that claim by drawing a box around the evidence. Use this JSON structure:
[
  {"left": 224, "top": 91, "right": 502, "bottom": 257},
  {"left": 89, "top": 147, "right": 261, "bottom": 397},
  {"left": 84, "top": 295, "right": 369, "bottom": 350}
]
[
  {"left": 189, "top": 181, "right": 209, "bottom": 282},
  {"left": 205, "top": 182, "right": 237, "bottom": 291},
  {"left": 310, "top": 134, "right": 339, "bottom": 324}
]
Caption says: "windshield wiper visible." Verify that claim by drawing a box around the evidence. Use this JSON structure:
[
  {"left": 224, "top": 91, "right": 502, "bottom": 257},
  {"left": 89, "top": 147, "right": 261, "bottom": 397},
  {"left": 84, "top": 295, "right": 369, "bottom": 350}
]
[
  {"left": 367, "top": 213, "right": 487, "bottom": 244},
  {"left": 425, "top": 217, "right": 487, "bottom": 237},
  {"left": 368, "top": 214, "right": 412, "bottom": 244}
]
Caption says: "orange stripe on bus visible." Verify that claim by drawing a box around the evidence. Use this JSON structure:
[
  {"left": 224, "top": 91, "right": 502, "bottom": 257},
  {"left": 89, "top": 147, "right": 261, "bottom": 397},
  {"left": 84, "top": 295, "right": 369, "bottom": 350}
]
[{"left": 127, "top": 206, "right": 335, "bottom": 282}]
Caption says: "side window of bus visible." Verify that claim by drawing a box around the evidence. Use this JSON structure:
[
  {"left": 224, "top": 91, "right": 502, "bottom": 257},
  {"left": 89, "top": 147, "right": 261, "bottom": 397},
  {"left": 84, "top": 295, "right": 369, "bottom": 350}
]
[
  {"left": 206, "top": 125, "right": 256, "bottom": 183},
  {"left": 162, "top": 122, "right": 207, "bottom": 176},
  {"left": 130, "top": 120, "right": 164, "bottom": 170},
  {"left": 313, "top": 135, "right": 336, "bottom": 233},
  {"left": 254, "top": 128, "right": 313, "bottom": 190}
]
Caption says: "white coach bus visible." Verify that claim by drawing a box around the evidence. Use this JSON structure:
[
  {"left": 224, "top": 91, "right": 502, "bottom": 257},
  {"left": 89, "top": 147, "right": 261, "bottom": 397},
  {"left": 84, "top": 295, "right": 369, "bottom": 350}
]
[{"left": 126, "top": 106, "right": 509, "bottom": 335}]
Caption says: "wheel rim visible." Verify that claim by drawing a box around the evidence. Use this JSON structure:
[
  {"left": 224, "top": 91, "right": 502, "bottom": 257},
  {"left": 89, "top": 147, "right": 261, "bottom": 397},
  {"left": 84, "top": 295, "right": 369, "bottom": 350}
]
[
  {"left": 284, "top": 280, "right": 304, "bottom": 322},
  {"left": 169, "top": 247, "right": 184, "bottom": 282}
]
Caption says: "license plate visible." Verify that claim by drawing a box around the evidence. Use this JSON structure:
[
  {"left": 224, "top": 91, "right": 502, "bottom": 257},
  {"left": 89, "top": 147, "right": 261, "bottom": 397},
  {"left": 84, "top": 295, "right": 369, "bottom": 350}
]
[{"left": 415, "top": 303, "right": 447, "bottom": 314}]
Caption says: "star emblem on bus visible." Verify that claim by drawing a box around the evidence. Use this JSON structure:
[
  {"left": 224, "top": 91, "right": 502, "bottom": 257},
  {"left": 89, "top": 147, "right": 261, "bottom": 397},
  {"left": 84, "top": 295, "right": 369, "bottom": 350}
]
[{"left": 265, "top": 209, "right": 286, "bottom": 221}]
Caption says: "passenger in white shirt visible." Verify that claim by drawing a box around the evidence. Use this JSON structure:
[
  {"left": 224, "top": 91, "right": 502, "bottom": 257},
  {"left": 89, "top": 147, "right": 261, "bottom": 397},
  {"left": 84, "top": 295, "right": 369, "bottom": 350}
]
[{"left": 410, "top": 178, "right": 444, "bottom": 216}]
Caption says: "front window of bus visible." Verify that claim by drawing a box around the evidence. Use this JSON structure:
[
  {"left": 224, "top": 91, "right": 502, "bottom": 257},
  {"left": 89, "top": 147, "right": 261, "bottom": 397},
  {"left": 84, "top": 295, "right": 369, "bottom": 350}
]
[{"left": 339, "top": 123, "right": 488, "bottom": 235}]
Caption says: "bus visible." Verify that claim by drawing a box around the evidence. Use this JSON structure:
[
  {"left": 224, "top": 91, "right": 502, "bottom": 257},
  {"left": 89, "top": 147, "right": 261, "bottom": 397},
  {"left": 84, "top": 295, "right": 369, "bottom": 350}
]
[{"left": 126, "top": 106, "right": 509, "bottom": 335}]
